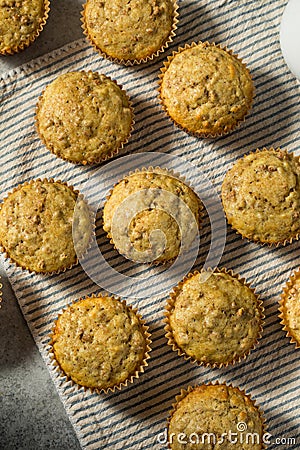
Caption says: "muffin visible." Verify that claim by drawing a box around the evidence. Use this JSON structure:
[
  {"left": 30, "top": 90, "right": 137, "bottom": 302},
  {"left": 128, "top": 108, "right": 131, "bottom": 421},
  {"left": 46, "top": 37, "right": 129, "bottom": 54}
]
[
  {"left": 167, "top": 383, "right": 265, "bottom": 450},
  {"left": 103, "top": 168, "right": 203, "bottom": 264},
  {"left": 51, "top": 295, "right": 151, "bottom": 393},
  {"left": 0, "top": 0, "right": 50, "bottom": 55},
  {"left": 82, "top": 0, "right": 178, "bottom": 65},
  {"left": 0, "top": 179, "right": 90, "bottom": 274},
  {"left": 279, "top": 268, "right": 300, "bottom": 348},
  {"left": 36, "top": 71, "right": 133, "bottom": 165},
  {"left": 165, "top": 269, "right": 263, "bottom": 367},
  {"left": 159, "top": 41, "right": 254, "bottom": 137},
  {"left": 222, "top": 148, "right": 300, "bottom": 245}
]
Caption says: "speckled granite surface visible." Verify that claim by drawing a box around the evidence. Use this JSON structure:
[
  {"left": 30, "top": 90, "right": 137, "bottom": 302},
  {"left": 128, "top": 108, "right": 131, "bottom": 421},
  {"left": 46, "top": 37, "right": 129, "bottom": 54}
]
[{"left": 0, "top": 1, "right": 84, "bottom": 448}]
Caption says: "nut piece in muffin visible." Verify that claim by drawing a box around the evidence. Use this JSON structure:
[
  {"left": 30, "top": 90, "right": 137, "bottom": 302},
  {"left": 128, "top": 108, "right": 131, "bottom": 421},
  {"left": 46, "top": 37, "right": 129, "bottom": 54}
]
[
  {"left": 0, "top": 179, "right": 90, "bottom": 274},
  {"left": 0, "top": 0, "right": 49, "bottom": 55},
  {"left": 222, "top": 148, "right": 300, "bottom": 245},
  {"left": 82, "top": 0, "right": 178, "bottom": 64},
  {"left": 279, "top": 268, "right": 300, "bottom": 348},
  {"left": 51, "top": 295, "right": 151, "bottom": 392},
  {"left": 165, "top": 269, "right": 263, "bottom": 367},
  {"left": 168, "top": 384, "right": 265, "bottom": 450},
  {"left": 36, "top": 71, "right": 133, "bottom": 165},
  {"left": 159, "top": 41, "right": 254, "bottom": 137},
  {"left": 103, "top": 169, "right": 202, "bottom": 264}
]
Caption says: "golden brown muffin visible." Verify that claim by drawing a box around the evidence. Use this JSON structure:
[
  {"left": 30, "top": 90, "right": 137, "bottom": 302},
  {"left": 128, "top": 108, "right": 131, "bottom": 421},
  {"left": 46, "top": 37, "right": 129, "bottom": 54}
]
[
  {"left": 279, "top": 269, "right": 300, "bottom": 348},
  {"left": 51, "top": 295, "right": 151, "bottom": 392},
  {"left": 159, "top": 41, "right": 254, "bottom": 137},
  {"left": 36, "top": 71, "right": 133, "bottom": 165},
  {"left": 168, "top": 384, "right": 265, "bottom": 450},
  {"left": 103, "top": 168, "right": 202, "bottom": 264},
  {"left": 0, "top": 0, "right": 49, "bottom": 55},
  {"left": 82, "top": 0, "right": 178, "bottom": 64},
  {"left": 0, "top": 179, "right": 90, "bottom": 274},
  {"left": 222, "top": 148, "right": 300, "bottom": 245},
  {"left": 165, "top": 269, "right": 263, "bottom": 367}
]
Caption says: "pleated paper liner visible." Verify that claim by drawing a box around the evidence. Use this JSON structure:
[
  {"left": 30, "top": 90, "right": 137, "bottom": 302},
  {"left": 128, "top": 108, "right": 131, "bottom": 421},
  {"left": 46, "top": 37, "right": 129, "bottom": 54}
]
[
  {"left": 158, "top": 41, "right": 254, "bottom": 138},
  {"left": 49, "top": 294, "right": 152, "bottom": 395},
  {"left": 0, "top": 178, "right": 92, "bottom": 275},
  {"left": 35, "top": 71, "right": 135, "bottom": 165},
  {"left": 279, "top": 268, "right": 300, "bottom": 349},
  {"left": 221, "top": 148, "right": 300, "bottom": 247},
  {"left": 164, "top": 267, "right": 264, "bottom": 368},
  {"left": 81, "top": 0, "right": 179, "bottom": 66},
  {"left": 167, "top": 382, "right": 267, "bottom": 450},
  {"left": 102, "top": 166, "right": 204, "bottom": 265},
  {"left": 0, "top": 0, "right": 50, "bottom": 55}
]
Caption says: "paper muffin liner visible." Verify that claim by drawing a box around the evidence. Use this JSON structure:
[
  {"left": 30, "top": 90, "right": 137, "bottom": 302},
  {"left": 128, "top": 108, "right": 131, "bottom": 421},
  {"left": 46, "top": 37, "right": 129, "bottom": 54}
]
[
  {"left": 49, "top": 293, "right": 152, "bottom": 395},
  {"left": 0, "top": 0, "right": 50, "bottom": 56},
  {"left": 279, "top": 268, "right": 300, "bottom": 349},
  {"left": 0, "top": 178, "right": 92, "bottom": 275},
  {"left": 167, "top": 382, "right": 267, "bottom": 449},
  {"left": 222, "top": 147, "right": 300, "bottom": 247},
  {"left": 81, "top": 0, "right": 179, "bottom": 66},
  {"left": 35, "top": 71, "right": 135, "bottom": 165},
  {"left": 164, "top": 267, "right": 264, "bottom": 368},
  {"left": 158, "top": 41, "right": 254, "bottom": 138},
  {"left": 103, "top": 166, "right": 204, "bottom": 265}
]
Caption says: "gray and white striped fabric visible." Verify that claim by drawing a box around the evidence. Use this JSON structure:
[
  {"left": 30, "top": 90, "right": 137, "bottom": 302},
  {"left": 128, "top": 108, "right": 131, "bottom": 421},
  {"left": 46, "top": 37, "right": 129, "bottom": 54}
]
[{"left": 1, "top": 0, "right": 299, "bottom": 448}]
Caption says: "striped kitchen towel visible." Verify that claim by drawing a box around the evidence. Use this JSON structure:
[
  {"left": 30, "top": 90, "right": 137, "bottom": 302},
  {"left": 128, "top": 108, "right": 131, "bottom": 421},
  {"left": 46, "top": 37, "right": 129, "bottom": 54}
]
[{"left": 0, "top": 0, "right": 299, "bottom": 448}]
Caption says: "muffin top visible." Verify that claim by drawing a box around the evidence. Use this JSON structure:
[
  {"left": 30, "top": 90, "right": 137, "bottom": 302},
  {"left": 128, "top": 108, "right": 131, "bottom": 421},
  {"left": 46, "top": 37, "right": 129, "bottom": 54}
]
[
  {"left": 0, "top": 179, "right": 90, "bottom": 273},
  {"left": 222, "top": 149, "right": 300, "bottom": 244},
  {"left": 166, "top": 270, "right": 262, "bottom": 366},
  {"left": 160, "top": 42, "right": 253, "bottom": 136},
  {"left": 83, "top": 0, "right": 176, "bottom": 62},
  {"left": 36, "top": 71, "right": 133, "bottom": 164},
  {"left": 52, "top": 296, "right": 149, "bottom": 390},
  {"left": 103, "top": 169, "right": 202, "bottom": 263},
  {"left": 168, "top": 384, "right": 264, "bottom": 450},
  {"left": 280, "top": 271, "right": 300, "bottom": 347},
  {"left": 0, "top": 0, "right": 47, "bottom": 53}
]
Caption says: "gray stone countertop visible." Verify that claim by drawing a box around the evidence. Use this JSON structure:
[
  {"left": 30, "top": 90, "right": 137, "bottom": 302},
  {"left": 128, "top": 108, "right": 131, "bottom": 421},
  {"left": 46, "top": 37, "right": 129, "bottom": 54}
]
[{"left": 0, "top": 1, "right": 86, "bottom": 449}]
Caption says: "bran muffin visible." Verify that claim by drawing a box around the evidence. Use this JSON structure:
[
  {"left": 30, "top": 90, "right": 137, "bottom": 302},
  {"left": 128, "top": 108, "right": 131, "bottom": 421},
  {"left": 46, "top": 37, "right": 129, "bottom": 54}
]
[
  {"left": 51, "top": 295, "right": 151, "bottom": 392},
  {"left": 0, "top": 179, "right": 90, "bottom": 274},
  {"left": 103, "top": 168, "right": 202, "bottom": 264},
  {"left": 36, "top": 71, "right": 133, "bottom": 165},
  {"left": 0, "top": 0, "right": 49, "bottom": 55},
  {"left": 159, "top": 41, "right": 254, "bottom": 137},
  {"left": 165, "top": 269, "right": 263, "bottom": 367},
  {"left": 222, "top": 148, "right": 300, "bottom": 245},
  {"left": 279, "top": 268, "right": 300, "bottom": 348},
  {"left": 82, "top": 0, "right": 178, "bottom": 64},
  {"left": 168, "top": 384, "right": 265, "bottom": 450}
]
